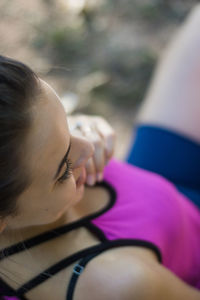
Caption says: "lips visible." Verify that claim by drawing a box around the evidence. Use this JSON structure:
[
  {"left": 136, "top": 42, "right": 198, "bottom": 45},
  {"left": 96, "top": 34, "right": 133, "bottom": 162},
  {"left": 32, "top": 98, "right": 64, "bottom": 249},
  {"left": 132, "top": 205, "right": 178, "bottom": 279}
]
[{"left": 76, "top": 167, "right": 86, "bottom": 188}]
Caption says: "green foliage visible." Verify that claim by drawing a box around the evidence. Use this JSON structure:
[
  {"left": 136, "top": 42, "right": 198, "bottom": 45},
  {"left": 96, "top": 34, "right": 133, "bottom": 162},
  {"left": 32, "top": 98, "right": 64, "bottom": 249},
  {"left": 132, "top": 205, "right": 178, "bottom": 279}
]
[
  {"left": 92, "top": 48, "right": 157, "bottom": 108},
  {"left": 32, "top": 0, "right": 198, "bottom": 113},
  {"left": 105, "top": 0, "right": 198, "bottom": 24},
  {"left": 33, "top": 23, "right": 88, "bottom": 65},
  {"left": 136, "top": 2, "right": 181, "bottom": 23}
]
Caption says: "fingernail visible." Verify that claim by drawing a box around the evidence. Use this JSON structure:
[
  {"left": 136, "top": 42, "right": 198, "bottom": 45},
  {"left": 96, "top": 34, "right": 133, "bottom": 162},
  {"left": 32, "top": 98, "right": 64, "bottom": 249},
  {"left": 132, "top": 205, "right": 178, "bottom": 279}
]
[
  {"left": 86, "top": 174, "right": 95, "bottom": 186},
  {"left": 96, "top": 172, "right": 103, "bottom": 182}
]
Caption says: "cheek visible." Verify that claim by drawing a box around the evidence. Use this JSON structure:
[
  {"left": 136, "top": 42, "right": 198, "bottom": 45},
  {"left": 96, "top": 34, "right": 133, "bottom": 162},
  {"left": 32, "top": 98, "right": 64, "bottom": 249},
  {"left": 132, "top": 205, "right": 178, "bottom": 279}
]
[
  {"left": 56, "top": 176, "right": 77, "bottom": 205},
  {"left": 42, "top": 178, "right": 77, "bottom": 223},
  {"left": 57, "top": 174, "right": 85, "bottom": 208}
]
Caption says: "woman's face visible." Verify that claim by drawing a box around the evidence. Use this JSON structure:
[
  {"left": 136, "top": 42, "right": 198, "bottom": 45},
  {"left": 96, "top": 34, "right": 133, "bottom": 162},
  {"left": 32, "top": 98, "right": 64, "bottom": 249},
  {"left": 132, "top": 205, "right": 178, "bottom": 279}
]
[{"left": 7, "top": 80, "right": 94, "bottom": 229}]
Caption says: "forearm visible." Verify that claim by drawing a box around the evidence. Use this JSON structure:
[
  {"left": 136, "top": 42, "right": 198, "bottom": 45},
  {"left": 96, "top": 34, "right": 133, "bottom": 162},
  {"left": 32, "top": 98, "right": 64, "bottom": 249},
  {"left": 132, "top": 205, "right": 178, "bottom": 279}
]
[{"left": 139, "top": 260, "right": 200, "bottom": 300}]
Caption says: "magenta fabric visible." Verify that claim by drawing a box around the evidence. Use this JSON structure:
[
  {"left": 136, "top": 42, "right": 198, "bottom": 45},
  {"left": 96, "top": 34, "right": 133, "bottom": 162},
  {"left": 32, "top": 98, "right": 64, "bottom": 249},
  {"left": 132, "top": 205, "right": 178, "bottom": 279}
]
[
  {"left": 1, "top": 159, "right": 200, "bottom": 298},
  {"left": 92, "top": 159, "right": 200, "bottom": 289},
  {"left": 196, "top": 281, "right": 200, "bottom": 289}
]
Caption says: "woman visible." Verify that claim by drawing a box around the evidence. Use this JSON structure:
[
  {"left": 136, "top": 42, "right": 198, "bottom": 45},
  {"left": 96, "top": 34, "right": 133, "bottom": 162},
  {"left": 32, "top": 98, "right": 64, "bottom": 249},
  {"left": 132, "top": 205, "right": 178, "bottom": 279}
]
[{"left": 0, "top": 6, "right": 200, "bottom": 300}]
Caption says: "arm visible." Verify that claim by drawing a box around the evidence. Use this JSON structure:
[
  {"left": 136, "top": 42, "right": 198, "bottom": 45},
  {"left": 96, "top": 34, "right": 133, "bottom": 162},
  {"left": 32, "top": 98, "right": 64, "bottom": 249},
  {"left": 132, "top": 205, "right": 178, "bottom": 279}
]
[
  {"left": 73, "top": 249, "right": 200, "bottom": 300},
  {"left": 136, "top": 258, "right": 200, "bottom": 300}
]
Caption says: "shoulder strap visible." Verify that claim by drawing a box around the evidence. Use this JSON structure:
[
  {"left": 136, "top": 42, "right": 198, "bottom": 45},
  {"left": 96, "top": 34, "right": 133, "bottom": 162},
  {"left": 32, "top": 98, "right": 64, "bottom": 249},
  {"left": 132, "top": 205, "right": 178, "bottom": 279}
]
[
  {"left": 66, "top": 252, "right": 100, "bottom": 300},
  {"left": 0, "top": 180, "right": 113, "bottom": 261},
  {"left": 0, "top": 181, "right": 114, "bottom": 261},
  {"left": 0, "top": 221, "right": 88, "bottom": 261},
  {"left": 15, "top": 240, "right": 161, "bottom": 297},
  {"left": 15, "top": 242, "right": 110, "bottom": 297}
]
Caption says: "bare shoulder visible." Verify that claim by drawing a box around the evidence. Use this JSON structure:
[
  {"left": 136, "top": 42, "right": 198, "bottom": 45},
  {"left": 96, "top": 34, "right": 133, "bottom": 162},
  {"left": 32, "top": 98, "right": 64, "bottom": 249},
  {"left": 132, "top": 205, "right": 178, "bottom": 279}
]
[
  {"left": 73, "top": 247, "right": 160, "bottom": 300},
  {"left": 73, "top": 247, "right": 200, "bottom": 300}
]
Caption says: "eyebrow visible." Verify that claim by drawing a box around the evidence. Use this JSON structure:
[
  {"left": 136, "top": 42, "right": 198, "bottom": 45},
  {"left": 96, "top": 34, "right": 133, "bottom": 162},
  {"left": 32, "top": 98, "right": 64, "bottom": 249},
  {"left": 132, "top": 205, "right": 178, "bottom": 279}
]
[{"left": 53, "top": 141, "right": 71, "bottom": 180}]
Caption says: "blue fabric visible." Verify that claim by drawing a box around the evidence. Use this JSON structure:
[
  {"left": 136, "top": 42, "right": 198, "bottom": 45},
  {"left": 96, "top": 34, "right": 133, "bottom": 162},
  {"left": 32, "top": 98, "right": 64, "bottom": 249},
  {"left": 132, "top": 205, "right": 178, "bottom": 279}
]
[{"left": 126, "top": 125, "right": 200, "bottom": 208}]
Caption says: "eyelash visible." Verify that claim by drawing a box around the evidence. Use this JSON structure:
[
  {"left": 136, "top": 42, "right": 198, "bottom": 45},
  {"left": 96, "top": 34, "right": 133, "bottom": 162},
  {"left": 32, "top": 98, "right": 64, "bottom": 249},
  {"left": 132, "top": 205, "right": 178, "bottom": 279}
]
[{"left": 58, "top": 158, "right": 73, "bottom": 184}]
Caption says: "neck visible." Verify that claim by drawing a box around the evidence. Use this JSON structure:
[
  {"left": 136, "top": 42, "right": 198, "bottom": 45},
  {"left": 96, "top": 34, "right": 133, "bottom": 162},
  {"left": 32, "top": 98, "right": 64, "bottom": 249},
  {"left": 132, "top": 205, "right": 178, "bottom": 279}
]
[{"left": 0, "top": 206, "right": 80, "bottom": 248}]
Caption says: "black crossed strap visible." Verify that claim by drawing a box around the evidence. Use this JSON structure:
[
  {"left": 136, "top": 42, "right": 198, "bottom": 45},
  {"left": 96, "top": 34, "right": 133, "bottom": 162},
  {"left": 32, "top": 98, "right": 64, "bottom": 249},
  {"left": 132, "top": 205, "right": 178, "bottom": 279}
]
[
  {"left": 0, "top": 181, "right": 161, "bottom": 299},
  {"left": 66, "top": 252, "right": 100, "bottom": 300}
]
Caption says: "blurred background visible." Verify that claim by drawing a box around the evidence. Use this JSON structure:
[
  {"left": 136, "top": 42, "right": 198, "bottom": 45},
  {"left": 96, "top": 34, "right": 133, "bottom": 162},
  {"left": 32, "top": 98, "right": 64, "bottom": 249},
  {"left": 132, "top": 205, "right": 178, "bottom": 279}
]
[{"left": 0, "top": 0, "right": 198, "bottom": 158}]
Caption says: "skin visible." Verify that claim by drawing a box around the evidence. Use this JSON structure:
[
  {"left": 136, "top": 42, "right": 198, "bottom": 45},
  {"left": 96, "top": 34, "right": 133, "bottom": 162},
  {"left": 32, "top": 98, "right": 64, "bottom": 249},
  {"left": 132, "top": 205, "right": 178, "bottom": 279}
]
[{"left": 3, "top": 79, "right": 94, "bottom": 231}]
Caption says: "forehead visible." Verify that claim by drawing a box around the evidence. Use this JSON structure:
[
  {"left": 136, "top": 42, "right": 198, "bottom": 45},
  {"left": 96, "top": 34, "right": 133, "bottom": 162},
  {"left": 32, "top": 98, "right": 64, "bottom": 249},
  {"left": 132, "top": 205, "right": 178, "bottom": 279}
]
[{"left": 24, "top": 80, "right": 70, "bottom": 182}]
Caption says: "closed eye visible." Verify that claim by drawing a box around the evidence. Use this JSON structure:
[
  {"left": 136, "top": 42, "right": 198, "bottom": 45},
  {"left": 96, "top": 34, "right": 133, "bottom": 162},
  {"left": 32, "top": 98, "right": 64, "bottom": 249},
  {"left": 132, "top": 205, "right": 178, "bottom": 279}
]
[
  {"left": 57, "top": 158, "right": 72, "bottom": 183},
  {"left": 54, "top": 141, "right": 72, "bottom": 181}
]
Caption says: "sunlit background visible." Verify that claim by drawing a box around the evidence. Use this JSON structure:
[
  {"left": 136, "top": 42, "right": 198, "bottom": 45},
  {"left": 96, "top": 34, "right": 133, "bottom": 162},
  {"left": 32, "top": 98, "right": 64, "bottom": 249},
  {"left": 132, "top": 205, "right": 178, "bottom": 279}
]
[{"left": 0, "top": 0, "right": 198, "bottom": 158}]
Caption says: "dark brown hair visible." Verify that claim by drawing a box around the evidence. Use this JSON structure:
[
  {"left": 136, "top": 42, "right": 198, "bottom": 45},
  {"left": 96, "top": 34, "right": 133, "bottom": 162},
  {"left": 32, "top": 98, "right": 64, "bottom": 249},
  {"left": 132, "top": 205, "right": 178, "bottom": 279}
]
[{"left": 0, "top": 55, "right": 40, "bottom": 218}]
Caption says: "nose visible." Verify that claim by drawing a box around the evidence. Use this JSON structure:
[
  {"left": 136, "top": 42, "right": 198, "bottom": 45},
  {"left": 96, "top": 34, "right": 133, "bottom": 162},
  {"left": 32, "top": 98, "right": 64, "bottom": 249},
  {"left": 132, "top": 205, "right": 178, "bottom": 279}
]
[{"left": 70, "top": 135, "right": 94, "bottom": 169}]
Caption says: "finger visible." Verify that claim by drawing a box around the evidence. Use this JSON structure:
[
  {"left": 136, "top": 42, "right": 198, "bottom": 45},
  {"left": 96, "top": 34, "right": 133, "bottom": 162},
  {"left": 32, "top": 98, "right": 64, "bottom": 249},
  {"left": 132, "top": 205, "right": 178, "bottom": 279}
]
[
  {"left": 93, "top": 117, "right": 116, "bottom": 159},
  {"left": 69, "top": 120, "right": 105, "bottom": 181},
  {"left": 92, "top": 137, "right": 105, "bottom": 180},
  {"left": 85, "top": 157, "right": 96, "bottom": 186},
  {"left": 83, "top": 130, "right": 105, "bottom": 177}
]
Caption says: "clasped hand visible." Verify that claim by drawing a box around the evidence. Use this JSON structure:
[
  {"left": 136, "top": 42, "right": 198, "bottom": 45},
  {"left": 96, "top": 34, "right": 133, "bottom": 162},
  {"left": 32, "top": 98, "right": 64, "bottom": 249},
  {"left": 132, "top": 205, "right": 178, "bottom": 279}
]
[{"left": 68, "top": 114, "right": 116, "bottom": 186}]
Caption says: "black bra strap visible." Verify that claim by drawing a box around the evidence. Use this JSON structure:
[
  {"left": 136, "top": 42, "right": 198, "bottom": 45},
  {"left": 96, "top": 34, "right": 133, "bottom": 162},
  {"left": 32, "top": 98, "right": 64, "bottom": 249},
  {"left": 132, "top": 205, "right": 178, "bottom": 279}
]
[
  {"left": 15, "top": 240, "right": 161, "bottom": 297},
  {"left": 0, "top": 221, "right": 89, "bottom": 261},
  {"left": 66, "top": 252, "right": 100, "bottom": 300},
  {"left": 15, "top": 242, "right": 111, "bottom": 297},
  {"left": 0, "top": 181, "right": 114, "bottom": 261}
]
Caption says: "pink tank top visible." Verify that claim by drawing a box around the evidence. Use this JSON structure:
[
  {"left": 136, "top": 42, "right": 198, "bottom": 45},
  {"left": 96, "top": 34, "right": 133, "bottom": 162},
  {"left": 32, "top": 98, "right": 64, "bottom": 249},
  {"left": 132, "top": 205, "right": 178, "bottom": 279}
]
[
  {"left": 92, "top": 159, "right": 200, "bottom": 288},
  {"left": 1, "top": 159, "right": 200, "bottom": 299}
]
